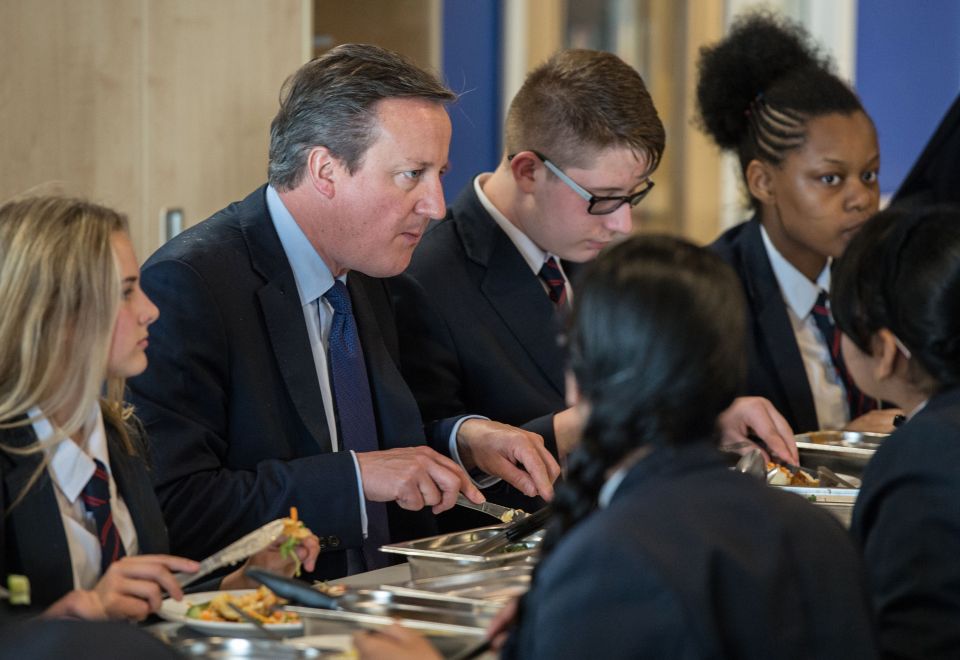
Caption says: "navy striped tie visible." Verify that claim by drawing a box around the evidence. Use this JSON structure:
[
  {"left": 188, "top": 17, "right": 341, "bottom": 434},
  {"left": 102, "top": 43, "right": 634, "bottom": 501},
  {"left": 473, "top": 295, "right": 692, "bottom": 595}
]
[
  {"left": 811, "top": 291, "right": 878, "bottom": 419},
  {"left": 538, "top": 257, "right": 567, "bottom": 306},
  {"left": 81, "top": 458, "right": 126, "bottom": 574}
]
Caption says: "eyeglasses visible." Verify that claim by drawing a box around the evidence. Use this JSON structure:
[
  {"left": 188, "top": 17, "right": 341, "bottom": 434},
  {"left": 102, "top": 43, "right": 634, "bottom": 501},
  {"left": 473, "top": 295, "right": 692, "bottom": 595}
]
[{"left": 509, "top": 150, "right": 655, "bottom": 215}]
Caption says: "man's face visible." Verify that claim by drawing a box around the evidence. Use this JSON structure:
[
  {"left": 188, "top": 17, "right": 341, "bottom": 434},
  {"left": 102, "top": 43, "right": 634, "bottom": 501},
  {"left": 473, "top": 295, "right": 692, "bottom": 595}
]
[
  {"left": 319, "top": 97, "right": 451, "bottom": 277},
  {"left": 521, "top": 146, "right": 651, "bottom": 263}
]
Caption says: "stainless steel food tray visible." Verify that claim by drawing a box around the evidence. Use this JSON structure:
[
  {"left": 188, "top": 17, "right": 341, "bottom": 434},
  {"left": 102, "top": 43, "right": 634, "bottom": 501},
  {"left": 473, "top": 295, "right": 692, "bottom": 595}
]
[
  {"left": 796, "top": 431, "right": 888, "bottom": 478},
  {"left": 171, "top": 636, "right": 328, "bottom": 658},
  {"left": 387, "top": 564, "right": 533, "bottom": 604},
  {"left": 380, "top": 525, "right": 542, "bottom": 580},
  {"left": 289, "top": 605, "right": 488, "bottom": 637}
]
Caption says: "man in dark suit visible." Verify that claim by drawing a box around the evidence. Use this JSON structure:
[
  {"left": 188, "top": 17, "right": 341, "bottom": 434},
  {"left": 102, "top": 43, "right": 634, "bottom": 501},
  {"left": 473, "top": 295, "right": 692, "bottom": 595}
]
[
  {"left": 128, "top": 44, "right": 556, "bottom": 579},
  {"left": 392, "top": 51, "right": 798, "bottom": 528}
]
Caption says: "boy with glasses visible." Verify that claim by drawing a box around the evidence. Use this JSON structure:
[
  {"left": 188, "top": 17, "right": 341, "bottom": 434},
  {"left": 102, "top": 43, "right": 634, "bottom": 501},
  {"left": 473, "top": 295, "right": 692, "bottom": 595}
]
[{"left": 391, "top": 50, "right": 796, "bottom": 529}]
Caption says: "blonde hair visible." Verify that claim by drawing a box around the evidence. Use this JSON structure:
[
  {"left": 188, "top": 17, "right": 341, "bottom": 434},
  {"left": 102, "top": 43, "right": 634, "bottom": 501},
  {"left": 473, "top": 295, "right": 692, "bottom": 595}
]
[{"left": 0, "top": 196, "right": 135, "bottom": 505}]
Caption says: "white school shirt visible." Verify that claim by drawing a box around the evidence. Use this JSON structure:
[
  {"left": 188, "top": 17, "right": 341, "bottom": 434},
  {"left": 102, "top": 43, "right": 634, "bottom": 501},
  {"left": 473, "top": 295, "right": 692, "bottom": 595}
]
[{"left": 31, "top": 405, "right": 139, "bottom": 590}]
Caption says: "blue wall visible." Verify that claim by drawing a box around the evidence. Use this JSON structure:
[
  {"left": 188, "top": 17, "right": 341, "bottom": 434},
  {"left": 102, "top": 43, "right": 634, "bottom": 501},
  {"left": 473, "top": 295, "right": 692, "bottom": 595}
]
[
  {"left": 857, "top": 0, "right": 960, "bottom": 196},
  {"left": 441, "top": 0, "right": 503, "bottom": 203}
]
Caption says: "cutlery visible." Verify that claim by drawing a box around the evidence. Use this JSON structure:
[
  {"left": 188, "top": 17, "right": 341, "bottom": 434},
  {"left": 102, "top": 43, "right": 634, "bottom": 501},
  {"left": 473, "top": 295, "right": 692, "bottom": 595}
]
[
  {"left": 227, "top": 601, "right": 286, "bottom": 641},
  {"left": 456, "top": 495, "right": 527, "bottom": 523},
  {"left": 174, "top": 518, "right": 287, "bottom": 589},
  {"left": 463, "top": 505, "right": 552, "bottom": 556},
  {"left": 816, "top": 465, "right": 858, "bottom": 489},
  {"left": 734, "top": 449, "right": 766, "bottom": 480}
]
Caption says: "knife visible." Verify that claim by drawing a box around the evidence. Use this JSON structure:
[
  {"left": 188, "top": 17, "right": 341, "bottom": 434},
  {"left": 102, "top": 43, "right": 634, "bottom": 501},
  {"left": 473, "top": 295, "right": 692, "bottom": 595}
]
[
  {"left": 174, "top": 518, "right": 287, "bottom": 589},
  {"left": 455, "top": 494, "right": 527, "bottom": 523}
]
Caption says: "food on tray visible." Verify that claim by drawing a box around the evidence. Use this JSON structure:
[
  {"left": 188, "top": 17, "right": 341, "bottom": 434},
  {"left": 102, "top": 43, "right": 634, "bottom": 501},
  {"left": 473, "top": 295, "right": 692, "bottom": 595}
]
[
  {"left": 185, "top": 586, "right": 299, "bottom": 624},
  {"left": 280, "top": 507, "right": 314, "bottom": 576},
  {"left": 766, "top": 463, "right": 820, "bottom": 487}
]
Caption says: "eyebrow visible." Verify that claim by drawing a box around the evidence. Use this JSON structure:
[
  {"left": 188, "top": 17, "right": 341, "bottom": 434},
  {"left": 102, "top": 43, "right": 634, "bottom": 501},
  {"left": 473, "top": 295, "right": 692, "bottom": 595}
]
[
  {"left": 122, "top": 276, "right": 138, "bottom": 285},
  {"left": 819, "top": 153, "right": 880, "bottom": 166}
]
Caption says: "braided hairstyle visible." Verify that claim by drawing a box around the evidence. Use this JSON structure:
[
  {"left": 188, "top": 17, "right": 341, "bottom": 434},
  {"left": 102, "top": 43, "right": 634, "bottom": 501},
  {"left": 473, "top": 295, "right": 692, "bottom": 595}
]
[
  {"left": 696, "top": 12, "right": 867, "bottom": 212},
  {"left": 831, "top": 204, "right": 960, "bottom": 394},
  {"left": 542, "top": 235, "right": 746, "bottom": 552}
]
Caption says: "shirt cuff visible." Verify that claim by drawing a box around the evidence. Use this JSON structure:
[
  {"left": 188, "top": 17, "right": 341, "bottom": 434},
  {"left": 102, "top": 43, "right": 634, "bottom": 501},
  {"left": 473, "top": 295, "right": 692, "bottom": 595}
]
[
  {"left": 349, "top": 450, "right": 368, "bottom": 539},
  {"left": 448, "top": 415, "right": 501, "bottom": 489}
]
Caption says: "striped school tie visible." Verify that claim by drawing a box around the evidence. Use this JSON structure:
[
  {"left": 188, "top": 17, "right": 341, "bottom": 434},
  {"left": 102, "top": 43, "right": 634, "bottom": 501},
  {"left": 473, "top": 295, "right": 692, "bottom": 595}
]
[
  {"left": 81, "top": 458, "right": 126, "bottom": 574},
  {"left": 538, "top": 257, "right": 567, "bottom": 307}
]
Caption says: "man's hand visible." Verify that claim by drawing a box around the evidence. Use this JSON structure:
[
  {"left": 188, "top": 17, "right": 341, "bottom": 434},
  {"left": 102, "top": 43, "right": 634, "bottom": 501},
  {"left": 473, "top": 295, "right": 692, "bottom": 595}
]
[
  {"left": 844, "top": 408, "right": 903, "bottom": 433},
  {"left": 456, "top": 419, "right": 561, "bottom": 501},
  {"left": 356, "top": 447, "right": 483, "bottom": 514},
  {"left": 718, "top": 396, "right": 798, "bottom": 464}
]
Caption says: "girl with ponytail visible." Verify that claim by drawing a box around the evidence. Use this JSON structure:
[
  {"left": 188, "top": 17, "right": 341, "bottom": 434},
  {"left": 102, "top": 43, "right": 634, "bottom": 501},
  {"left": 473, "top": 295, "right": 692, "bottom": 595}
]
[{"left": 700, "top": 12, "right": 901, "bottom": 434}]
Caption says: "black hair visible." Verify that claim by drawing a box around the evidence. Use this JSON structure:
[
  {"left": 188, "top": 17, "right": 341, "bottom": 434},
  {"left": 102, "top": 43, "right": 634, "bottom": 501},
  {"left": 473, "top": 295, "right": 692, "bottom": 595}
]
[
  {"left": 831, "top": 204, "right": 960, "bottom": 393},
  {"left": 542, "top": 235, "right": 746, "bottom": 552},
  {"left": 696, "top": 12, "right": 867, "bottom": 210}
]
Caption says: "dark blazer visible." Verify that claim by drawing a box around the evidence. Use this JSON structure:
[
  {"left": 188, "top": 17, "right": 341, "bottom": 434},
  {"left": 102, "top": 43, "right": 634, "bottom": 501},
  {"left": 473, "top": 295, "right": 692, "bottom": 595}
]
[
  {"left": 389, "top": 182, "right": 568, "bottom": 528},
  {"left": 710, "top": 217, "right": 820, "bottom": 432},
  {"left": 504, "top": 443, "right": 878, "bottom": 660},
  {"left": 850, "top": 386, "right": 960, "bottom": 660},
  {"left": 127, "top": 186, "right": 439, "bottom": 579},
  {"left": 0, "top": 419, "right": 169, "bottom": 614}
]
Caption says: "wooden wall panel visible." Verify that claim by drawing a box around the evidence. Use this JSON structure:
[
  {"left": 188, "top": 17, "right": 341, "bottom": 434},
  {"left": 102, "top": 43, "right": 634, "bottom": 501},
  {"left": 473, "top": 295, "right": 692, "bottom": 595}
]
[
  {"left": 143, "top": 0, "right": 309, "bottom": 255},
  {"left": 0, "top": 0, "right": 143, "bottom": 231}
]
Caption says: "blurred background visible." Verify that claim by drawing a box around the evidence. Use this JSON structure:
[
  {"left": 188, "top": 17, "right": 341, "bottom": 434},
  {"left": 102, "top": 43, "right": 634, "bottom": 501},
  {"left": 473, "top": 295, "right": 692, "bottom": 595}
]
[{"left": 2, "top": 0, "right": 957, "bottom": 259}]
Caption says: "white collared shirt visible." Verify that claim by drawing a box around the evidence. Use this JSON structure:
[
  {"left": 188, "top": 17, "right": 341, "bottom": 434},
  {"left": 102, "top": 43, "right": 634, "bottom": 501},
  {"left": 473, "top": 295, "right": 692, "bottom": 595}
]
[
  {"left": 474, "top": 174, "right": 573, "bottom": 305},
  {"left": 759, "top": 225, "right": 848, "bottom": 430},
  {"left": 31, "top": 405, "right": 139, "bottom": 590}
]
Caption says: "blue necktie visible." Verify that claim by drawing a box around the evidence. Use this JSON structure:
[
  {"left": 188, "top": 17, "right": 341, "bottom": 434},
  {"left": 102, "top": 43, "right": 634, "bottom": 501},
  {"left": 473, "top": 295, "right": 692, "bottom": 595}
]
[
  {"left": 81, "top": 458, "right": 126, "bottom": 575},
  {"left": 811, "top": 291, "right": 878, "bottom": 420},
  {"left": 323, "top": 280, "right": 391, "bottom": 570}
]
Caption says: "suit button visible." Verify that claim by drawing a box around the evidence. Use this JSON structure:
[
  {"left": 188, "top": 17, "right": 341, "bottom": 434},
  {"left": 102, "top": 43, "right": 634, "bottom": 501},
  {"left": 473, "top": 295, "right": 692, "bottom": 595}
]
[{"left": 327, "top": 535, "right": 340, "bottom": 547}]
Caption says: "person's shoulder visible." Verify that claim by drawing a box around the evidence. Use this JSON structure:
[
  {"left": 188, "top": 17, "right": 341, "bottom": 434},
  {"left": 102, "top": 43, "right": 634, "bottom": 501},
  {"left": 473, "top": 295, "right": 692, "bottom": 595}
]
[
  {"left": 144, "top": 188, "right": 266, "bottom": 269},
  {"left": 709, "top": 217, "right": 758, "bottom": 257}
]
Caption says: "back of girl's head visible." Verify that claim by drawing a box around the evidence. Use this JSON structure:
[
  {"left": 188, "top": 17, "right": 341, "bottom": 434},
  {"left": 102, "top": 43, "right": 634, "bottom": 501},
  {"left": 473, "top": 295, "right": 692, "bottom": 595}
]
[
  {"left": 0, "top": 196, "right": 128, "bottom": 429},
  {"left": 545, "top": 235, "right": 745, "bottom": 549},
  {"left": 832, "top": 204, "right": 960, "bottom": 393},
  {"left": 696, "top": 12, "right": 866, "bottom": 200}
]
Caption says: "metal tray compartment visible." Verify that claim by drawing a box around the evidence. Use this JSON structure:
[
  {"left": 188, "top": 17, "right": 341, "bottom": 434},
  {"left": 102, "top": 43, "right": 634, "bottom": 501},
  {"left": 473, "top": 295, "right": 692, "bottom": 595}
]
[
  {"left": 391, "top": 564, "right": 533, "bottom": 604},
  {"left": 290, "top": 605, "right": 487, "bottom": 658},
  {"left": 796, "top": 431, "right": 888, "bottom": 478},
  {"left": 776, "top": 485, "right": 858, "bottom": 527},
  {"left": 380, "top": 525, "right": 542, "bottom": 580}
]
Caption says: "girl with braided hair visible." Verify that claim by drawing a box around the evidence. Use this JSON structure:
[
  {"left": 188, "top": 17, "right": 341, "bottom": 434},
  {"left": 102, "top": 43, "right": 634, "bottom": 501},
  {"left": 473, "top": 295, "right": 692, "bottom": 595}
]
[
  {"left": 355, "top": 235, "right": 876, "bottom": 659},
  {"left": 832, "top": 203, "right": 960, "bottom": 659},
  {"left": 701, "top": 12, "right": 901, "bottom": 434}
]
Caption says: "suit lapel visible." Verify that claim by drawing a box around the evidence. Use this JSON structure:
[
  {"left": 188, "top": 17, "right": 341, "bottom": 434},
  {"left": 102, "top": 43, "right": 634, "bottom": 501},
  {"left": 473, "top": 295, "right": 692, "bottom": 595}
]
[
  {"left": 453, "top": 189, "right": 565, "bottom": 396},
  {"left": 240, "top": 188, "right": 333, "bottom": 453},
  {"left": 741, "top": 221, "right": 819, "bottom": 431},
  {"left": 348, "top": 274, "right": 425, "bottom": 449},
  {"left": 106, "top": 429, "right": 169, "bottom": 555},
  {"left": 1, "top": 426, "right": 75, "bottom": 608}
]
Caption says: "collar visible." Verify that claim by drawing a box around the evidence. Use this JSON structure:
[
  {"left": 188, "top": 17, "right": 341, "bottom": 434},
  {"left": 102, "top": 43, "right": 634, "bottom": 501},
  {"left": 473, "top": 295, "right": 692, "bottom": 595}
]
[
  {"left": 759, "top": 223, "right": 831, "bottom": 319},
  {"left": 473, "top": 175, "right": 562, "bottom": 276},
  {"left": 31, "top": 404, "right": 110, "bottom": 505},
  {"left": 267, "top": 185, "right": 337, "bottom": 305}
]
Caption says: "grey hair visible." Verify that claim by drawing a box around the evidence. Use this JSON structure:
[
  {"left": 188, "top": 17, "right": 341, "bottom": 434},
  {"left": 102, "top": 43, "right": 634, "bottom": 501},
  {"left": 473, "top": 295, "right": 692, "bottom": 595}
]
[{"left": 268, "top": 44, "right": 456, "bottom": 190}]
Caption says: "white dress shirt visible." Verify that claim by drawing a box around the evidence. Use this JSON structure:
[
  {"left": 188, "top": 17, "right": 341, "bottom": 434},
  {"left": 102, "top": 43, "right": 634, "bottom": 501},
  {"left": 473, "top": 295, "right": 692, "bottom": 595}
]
[
  {"left": 474, "top": 174, "right": 573, "bottom": 306},
  {"left": 759, "top": 225, "right": 848, "bottom": 430},
  {"left": 31, "top": 405, "right": 139, "bottom": 590}
]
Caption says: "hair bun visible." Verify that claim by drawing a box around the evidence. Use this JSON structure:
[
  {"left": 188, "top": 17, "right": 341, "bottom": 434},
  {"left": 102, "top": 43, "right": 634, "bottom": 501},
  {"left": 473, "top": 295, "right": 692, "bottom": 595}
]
[{"left": 696, "top": 11, "right": 832, "bottom": 149}]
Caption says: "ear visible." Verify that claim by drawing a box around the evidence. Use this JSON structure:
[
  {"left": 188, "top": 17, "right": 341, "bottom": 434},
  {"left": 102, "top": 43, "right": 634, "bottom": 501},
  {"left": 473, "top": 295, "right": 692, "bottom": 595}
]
[
  {"left": 745, "top": 159, "right": 776, "bottom": 206},
  {"left": 305, "top": 146, "right": 338, "bottom": 199},
  {"left": 508, "top": 151, "right": 541, "bottom": 194},
  {"left": 871, "top": 328, "right": 901, "bottom": 381}
]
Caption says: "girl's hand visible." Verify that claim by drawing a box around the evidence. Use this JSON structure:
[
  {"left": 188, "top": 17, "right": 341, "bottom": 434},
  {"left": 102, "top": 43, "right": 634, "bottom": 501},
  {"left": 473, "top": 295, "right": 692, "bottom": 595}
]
[
  {"left": 44, "top": 554, "right": 199, "bottom": 622},
  {"left": 353, "top": 623, "right": 443, "bottom": 660},
  {"left": 220, "top": 533, "right": 321, "bottom": 590}
]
